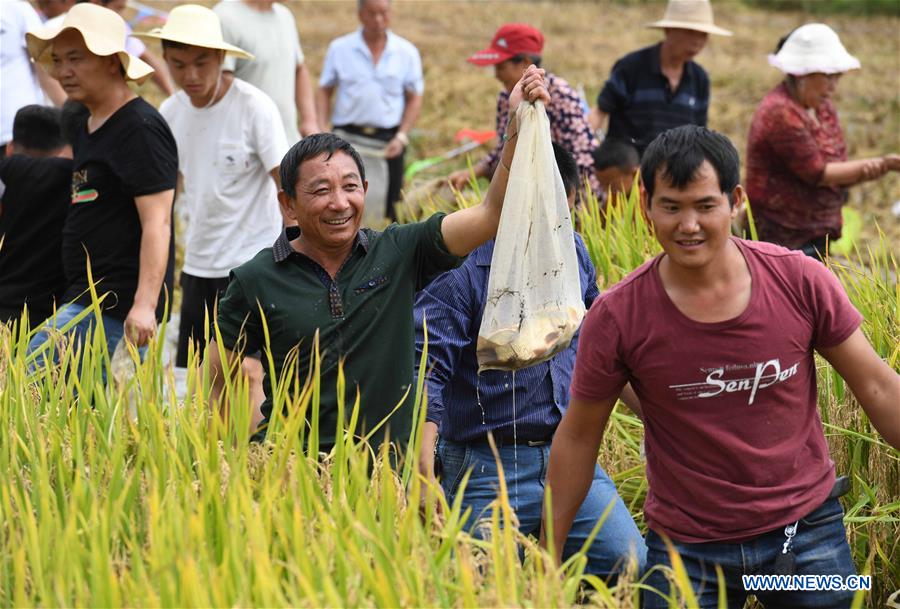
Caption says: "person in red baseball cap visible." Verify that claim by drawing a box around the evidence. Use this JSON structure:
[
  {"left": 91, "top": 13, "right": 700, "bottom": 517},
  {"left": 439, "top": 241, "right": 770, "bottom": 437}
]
[
  {"left": 448, "top": 24, "right": 600, "bottom": 198},
  {"left": 466, "top": 23, "right": 544, "bottom": 70}
]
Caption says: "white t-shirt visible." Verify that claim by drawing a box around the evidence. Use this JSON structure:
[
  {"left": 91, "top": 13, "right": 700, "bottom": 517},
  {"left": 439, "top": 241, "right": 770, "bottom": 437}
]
[
  {"left": 1, "top": 1, "right": 45, "bottom": 145},
  {"left": 213, "top": 1, "right": 304, "bottom": 143},
  {"left": 160, "top": 78, "right": 288, "bottom": 278}
]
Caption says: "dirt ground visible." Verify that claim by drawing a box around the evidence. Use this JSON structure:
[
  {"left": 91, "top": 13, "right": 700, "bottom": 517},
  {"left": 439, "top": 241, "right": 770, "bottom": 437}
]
[{"left": 140, "top": 0, "right": 900, "bottom": 252}]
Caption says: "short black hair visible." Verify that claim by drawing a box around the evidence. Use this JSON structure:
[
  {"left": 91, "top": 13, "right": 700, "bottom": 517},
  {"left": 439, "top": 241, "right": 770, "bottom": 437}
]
[
  {"left": 774, "top": 27, "right": 799, "bottom": 54},
  {"left": 280, "top": 133, "right": 367, "bottom": 198},
  {"left": 640, "top": 125, "right": 740, "bottom": 206},
  {"left": 358, "top": 0, "right": 392, "bottom": 9},
  {"left": 12, "top": 105, "right": 63, "bottom": 152},
  {"left": 60, "top": 100, "right": 89, "bottom": 148},
  {"left": 510, "top": 53, "right": 542, "bottom": 68},
  {"left": 774, "top": 28, "right": 801, "bottom": 86},
  {"left": 552, "top": 142, "right": 579, "bottom": 197},
  {"left": 592, "top": 137, "right": 640, "bottom": 171},
  {"left": 161, "top": 39, "right": 190, "bottom": 52}
]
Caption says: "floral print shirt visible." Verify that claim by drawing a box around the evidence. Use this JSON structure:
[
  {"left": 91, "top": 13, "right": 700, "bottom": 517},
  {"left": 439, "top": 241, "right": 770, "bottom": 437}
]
[
  {"left": 746, "top": 83, "right": 848, "bottom": 249},
  {"left": 481, "top": 72, "right": 600, "bottom": 199}
]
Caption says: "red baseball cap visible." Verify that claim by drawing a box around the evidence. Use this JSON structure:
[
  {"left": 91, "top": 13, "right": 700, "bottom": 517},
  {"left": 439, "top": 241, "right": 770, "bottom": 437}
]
[{"left": 467, "top": 23, "right": 544, "bottom": 66}]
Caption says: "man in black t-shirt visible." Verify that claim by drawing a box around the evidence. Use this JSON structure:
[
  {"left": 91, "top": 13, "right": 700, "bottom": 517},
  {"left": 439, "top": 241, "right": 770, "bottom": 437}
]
[
  {"left": 0, "top": 104, "right": 75, "bottom": 330},
  {"left": 25, "top": 4, "right": 177, "bottom": 363}
]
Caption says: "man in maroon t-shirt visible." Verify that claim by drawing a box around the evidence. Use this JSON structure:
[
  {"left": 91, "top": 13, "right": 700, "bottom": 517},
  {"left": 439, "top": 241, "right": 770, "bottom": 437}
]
[{"left": 543, "top": 125, "right": 899, "bottom": 609}]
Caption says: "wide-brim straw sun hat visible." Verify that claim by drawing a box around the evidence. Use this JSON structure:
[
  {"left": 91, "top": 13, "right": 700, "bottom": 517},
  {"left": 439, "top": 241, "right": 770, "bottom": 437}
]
[
  {"left": 768, "top": 23, "right": 860, "bottom": 76},
  {"left": 646, "top": 0, "right": 733, "bottom": 37},
  {"left": 26, "top": 3, "right": 154, "bottom": 84},
  {"left": 133, "top": 4, "right": 253, "bottom": 60}
]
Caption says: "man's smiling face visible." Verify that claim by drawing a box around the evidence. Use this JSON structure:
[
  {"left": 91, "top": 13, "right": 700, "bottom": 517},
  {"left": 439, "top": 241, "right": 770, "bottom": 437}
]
[
  {"left": 282, "top": 151, "right": 367, "bottom": 252},
  {"left": 647, "top": 160, "right": 740, "bottom": 271}
]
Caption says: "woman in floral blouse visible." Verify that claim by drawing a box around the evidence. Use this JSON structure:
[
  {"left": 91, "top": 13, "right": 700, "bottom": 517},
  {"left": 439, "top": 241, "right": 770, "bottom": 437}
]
[
  {"left": 448, "top": 23, "right": 600, "bottom": 200},
  {"left": 746, "top": 23, "right": 899, "bottom": 258}
]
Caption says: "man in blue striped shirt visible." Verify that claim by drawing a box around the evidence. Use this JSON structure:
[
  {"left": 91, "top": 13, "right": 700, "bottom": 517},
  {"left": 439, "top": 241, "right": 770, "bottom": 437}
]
[{"left": 415, "top": 145, "right": 645, "bottom": 578}]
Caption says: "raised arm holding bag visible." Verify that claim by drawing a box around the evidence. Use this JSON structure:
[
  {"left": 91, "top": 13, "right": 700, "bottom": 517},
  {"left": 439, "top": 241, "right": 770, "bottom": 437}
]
[{"left": 476, "top": 100, "right": 585, "bottom": 371}]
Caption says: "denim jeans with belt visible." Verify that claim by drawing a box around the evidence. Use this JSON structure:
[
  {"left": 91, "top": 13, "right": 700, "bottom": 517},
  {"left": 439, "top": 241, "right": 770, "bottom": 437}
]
[
  {"left": 436, "top": 437, "right": 647, "bottom": 578},
  {"left": 641, "top": 497, "right": 856, "bottom": 609}
]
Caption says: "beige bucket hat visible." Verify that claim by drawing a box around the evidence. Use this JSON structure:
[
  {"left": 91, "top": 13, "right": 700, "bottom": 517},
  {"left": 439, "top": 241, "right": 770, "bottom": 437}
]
[
  {"left": 133, "top": 4, "right": 253, "bottom": 60},
  {"left": 26, "top": 3, "right": 154, "bottom": 84},
  {"left": 647, "top": 0, "right": 733, "bottom": 37}
]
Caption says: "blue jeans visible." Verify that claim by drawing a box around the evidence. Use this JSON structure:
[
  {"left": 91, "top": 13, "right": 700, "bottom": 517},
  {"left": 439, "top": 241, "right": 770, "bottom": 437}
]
[
  {"left": 436, "top": 437, "right": 647, "bottom": 577},
  {"left": 28, "top": 303, "right": 127, "bottom": 382},
  {"left": 642, "top": 497, "right": 856, "bottom": 609}
]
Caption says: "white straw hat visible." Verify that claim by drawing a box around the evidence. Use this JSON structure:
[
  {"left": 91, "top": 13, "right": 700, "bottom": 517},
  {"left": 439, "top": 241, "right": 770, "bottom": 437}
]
[
  {"left": 768, "top": 23, "right": 860, "bottom": 76},
  {"left": 646, "top": 0, "right": 732, "bottom": 37},
  {"left": 133, "top": 4, "right": 253, "bottom": 60},
  {"left": 26, "top": 3, "right": 154, "bottom": 84}
]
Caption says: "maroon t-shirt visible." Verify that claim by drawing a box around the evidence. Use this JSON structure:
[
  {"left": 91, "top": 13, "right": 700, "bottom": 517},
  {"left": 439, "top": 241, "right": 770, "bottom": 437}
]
[{"left": 571, "top": 238, "right": 862, "bottom": 543}]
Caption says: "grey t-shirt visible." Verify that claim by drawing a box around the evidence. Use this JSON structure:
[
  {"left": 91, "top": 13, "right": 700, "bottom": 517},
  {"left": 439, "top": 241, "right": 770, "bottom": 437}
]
[{"left": 213, "top": 1, "right": 304, "bottom": 143}]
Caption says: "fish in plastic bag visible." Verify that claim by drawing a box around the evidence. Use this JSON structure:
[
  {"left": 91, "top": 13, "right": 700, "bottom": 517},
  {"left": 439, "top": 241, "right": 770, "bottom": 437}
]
[{"left": 477, "top": 100, "right": 586, "bottom": 372}]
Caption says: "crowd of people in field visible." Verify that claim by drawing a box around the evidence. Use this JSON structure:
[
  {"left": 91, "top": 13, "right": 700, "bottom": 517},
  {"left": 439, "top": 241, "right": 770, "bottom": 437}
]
[{"left": 1, "top": 0, "right": 898, "bottom": 607}]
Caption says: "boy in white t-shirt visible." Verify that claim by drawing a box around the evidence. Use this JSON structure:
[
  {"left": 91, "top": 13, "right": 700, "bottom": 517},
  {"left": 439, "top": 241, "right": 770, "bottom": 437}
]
[{"left": 137, "top": 5, "right": 288, "bottom": 423}]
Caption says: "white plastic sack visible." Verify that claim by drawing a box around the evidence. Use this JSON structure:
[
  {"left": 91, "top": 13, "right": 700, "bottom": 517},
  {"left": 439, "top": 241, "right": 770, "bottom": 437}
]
[{"left": 476, "top": 101, "right": 586, "bottom": 372}]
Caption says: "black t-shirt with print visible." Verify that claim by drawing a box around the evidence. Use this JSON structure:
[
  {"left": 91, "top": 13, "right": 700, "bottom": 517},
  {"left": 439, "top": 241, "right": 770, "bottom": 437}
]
[
  {"left": 0, "top": 155, "right": 72, "bottom": 325},
  {"left": 64, "top": 97, "right": 177, "bottom": 320}
]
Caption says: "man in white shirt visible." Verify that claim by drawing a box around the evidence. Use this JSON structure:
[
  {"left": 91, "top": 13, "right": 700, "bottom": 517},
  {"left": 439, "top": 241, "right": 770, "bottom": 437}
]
[
  {"left": 137, "top": 5, "right": 288, "bottom": 419},
  {"left": 213, "top": 0, "right": 318, "bottom": 143},
  {"left": 316, "top": 0, "right": 423, "bottom": 222},
  {"left": 1, "top": 1, "right": 65, "bottom": 152}
]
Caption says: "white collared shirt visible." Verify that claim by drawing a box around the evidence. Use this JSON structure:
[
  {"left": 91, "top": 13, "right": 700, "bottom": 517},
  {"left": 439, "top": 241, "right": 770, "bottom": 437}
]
[{"left": 320, "top": 29, "right": 424, "bottom": 129}]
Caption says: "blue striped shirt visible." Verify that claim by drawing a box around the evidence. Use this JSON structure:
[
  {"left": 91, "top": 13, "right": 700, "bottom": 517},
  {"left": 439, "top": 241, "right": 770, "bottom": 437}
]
[{"left": 414, "top": 235, "right": 599, "bottom": 443}]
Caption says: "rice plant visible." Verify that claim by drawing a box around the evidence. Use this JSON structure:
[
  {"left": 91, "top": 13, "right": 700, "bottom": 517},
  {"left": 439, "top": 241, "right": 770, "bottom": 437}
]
[{"left": 1, "top": 184, "right": 896, "bottom": 607}]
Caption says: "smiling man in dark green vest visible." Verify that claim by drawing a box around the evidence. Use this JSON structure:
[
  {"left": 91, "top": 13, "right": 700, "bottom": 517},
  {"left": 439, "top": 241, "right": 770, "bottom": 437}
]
[{"left": 209, "top": 66, "right": 550, "bottom": 450}]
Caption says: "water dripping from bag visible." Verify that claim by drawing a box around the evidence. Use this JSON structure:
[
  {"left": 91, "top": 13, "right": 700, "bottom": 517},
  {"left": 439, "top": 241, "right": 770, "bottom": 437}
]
[
  {"left": 511, "top": 369, "right": 518, "bottom": 513},
  {"left": 476, "top": 372, "right": 486, "bottom": 426}
]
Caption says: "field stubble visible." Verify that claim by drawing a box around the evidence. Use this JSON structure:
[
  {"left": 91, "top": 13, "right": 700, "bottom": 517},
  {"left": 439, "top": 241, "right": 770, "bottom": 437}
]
[
  {"left": 141, "top": 1, "right": 899, "bottom": 246},
  {"left": 290, "top": 1, "right": 899, "bottom": 248}
]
